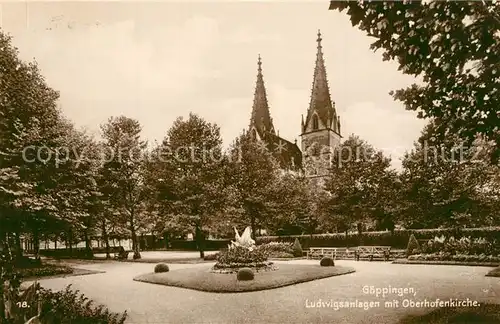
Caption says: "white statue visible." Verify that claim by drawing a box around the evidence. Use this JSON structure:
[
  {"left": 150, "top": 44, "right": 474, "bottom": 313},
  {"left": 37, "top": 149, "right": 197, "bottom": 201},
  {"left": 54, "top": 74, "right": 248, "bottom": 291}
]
[{"left": 230, "top": 226, "right": 255, "bottom": 250}]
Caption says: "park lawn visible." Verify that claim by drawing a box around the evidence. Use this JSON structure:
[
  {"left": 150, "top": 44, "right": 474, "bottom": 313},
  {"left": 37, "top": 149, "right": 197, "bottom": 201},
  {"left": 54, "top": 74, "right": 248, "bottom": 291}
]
[
  {"left": 134, "top": 263, "right": 354, "bottom": 293},
  {"left": 486, "top": 266, "right": 500, "bottom": 277},
  {"left": 399, "top": 303, "right": 500, "bottom": 323}
]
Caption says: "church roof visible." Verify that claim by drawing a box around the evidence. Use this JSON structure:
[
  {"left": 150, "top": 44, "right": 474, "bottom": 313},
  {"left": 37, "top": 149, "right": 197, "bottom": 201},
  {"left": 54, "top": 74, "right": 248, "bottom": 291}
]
[
  {"left": 304, "top": 30, "right": 339, "bottom": 133},
  {"left": 261, "top": 131, "right": 303, "bottom": 171},
  {"left": 249, "top": 55, "right": 275, "bottom": 138}
]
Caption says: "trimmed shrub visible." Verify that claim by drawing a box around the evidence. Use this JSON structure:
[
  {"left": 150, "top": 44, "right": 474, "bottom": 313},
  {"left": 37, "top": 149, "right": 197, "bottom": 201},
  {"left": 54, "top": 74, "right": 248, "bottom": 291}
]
[
  {"left": 236, "top": 268, "right": 254, "bottom": 281},
  {"left": 320, "top": 256, "right": 335, "bottom": 267},
  {"left": 292, "top": 238, "right": 303, "bottom": 257},
  {"left": 154, "top": 263, "right": 169, "bottom": 273},
  {"left": 406, "top": 234, "right": 420, "bottom": 256}
]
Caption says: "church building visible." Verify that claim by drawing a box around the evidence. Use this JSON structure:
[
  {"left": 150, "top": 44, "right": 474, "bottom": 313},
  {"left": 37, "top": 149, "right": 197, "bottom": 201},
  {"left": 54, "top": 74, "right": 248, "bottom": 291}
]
[{"left": 247, "top": 30, "right": 342, "bottom": 186}]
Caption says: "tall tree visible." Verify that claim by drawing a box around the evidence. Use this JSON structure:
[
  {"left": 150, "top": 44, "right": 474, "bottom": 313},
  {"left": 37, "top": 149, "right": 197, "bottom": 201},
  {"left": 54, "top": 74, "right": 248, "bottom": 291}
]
[
  {"left": 100, "top": 116, "right": 147, "bottom": 259},
  {"left": 270, "top": 171, "right": 322, "bottom": 236},
  {"left": 329, "top": 1, "right": 500, "bottom": 162},
  {"left": 225, "top": 133, "right": 281, "bottom": 239},
  {"left": 400, "top": 120, "right": 498, "bottom": 228},
  {"left": 154, "top": 113, "right": 229, "bottom": 258},
  {"left": 0, "top": 30, "right": 66, "bottom": 319},
  {"left": 323, "top": 135, "right": 398, "bottom": 238}
]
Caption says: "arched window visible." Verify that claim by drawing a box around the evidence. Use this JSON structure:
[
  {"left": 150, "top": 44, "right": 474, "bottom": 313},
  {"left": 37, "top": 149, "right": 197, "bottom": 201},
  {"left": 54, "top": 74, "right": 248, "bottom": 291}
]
[
  {"left": 251, "top": 128, "right": 257, "bottom": 140},
  {"left": 312, "top": 115, "right": 319, "bottom": 130}
]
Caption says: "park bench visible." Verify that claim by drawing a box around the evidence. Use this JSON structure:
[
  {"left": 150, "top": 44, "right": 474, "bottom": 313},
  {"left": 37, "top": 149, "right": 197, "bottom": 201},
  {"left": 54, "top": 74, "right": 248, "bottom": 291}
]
[
  {"left": 307, "top": 247, "right": 356, "bottom": 260},
  {"left": 92, "top": 246, "right": 129, "bottom": 260},
  {"left": 355, "top": 246, "right": 391, "bottom": 261}
]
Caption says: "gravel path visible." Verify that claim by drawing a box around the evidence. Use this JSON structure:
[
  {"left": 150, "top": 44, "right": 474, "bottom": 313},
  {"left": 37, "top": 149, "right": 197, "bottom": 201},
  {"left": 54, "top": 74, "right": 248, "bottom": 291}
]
[{"left": 28, "top": 259, "right": 500, "bottom": 324}]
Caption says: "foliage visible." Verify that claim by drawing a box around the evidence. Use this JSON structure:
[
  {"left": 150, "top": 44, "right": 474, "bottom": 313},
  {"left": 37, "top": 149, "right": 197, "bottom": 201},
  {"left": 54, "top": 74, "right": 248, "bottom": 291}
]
[
  {"left": 256, "top": 242, "right": 293, "bottom": 258},
  {"left": 320, "top": 256, "right": 334, "bottom": 267},
  {"left": 269, "top": 172, "right": 322, "bottom": 236},
  {"left": 225, "top": 133, "right": 281, "bottom": 238},
  {"left": 330, "top": 1, "right": 500, "bottom": 162},
  {"left": 256, "top": 227, "right": 500, "bottom": 249},
  {"left": 406, "top": 234, "right": 420, "bottom": 256},
  {"left": 14, "top": 264, "right": 73, "bottom": 279},
  {"left": 100, "top": 116, "right": 148, "bottom": 260},
  {"left": 36, "top": 284, "right": 127, "bottom": 324},
  {"left": 154, "top": 263, "right": 169, "bottom": 273},
  {"left": 400, "top": 121, "right": 499, "bottom": 228},
  {"left": 421, "top": 236, "right": 500, "bottom": 256},
  {"left": 408, "top": 253, "right": 500, "bottom": 263},
  {"left": 150, "top": 113, "right": 230, "bottom": 258},
  {"left": 236, "top": 268, "right": 255, "bottom": 281},
  {"left": 214, "top": 246, "right": 268, "bottom": 268},
  {"left": 322, "top": 135, "right": 400, "bottom": 235},
  {"left": 292, "top": 238, "right": 303, "bottom": 257}
]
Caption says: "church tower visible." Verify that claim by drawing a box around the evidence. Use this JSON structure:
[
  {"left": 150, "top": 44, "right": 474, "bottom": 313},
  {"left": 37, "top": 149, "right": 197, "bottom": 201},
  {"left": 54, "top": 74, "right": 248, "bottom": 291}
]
[
  {"left": 248, "top": 54, "right": 276, "bottom": 140},
  {"left": 300, "top": 30, "right": 342, "bottom": 184}
]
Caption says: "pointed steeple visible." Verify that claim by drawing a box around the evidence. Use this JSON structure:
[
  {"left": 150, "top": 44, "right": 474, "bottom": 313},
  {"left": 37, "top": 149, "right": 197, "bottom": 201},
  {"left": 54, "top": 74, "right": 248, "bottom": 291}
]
[
  {"left": 304, "top": 30, "right": 337, "bottom": 132},
  {"left": 249, "top": 54, "right": 275, "bottom": 136}
]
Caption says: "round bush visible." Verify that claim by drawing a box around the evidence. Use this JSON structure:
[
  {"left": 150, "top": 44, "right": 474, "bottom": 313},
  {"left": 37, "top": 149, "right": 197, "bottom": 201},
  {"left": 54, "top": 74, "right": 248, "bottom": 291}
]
[
  {"left": 154, "top": 263, "right": 169, "bottom": 273},
  {"left": 320, "top": 257, "right": 334, "bottom": 267},
  {"left": 236, "top": 267, "right": 254, "bottom": 281}
]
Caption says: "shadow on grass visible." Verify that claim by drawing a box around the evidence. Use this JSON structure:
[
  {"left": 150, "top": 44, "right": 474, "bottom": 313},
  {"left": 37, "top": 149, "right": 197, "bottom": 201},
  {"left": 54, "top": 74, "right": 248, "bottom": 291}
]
[
  {"left": 486, "top": 267, "right": 500, "bottom": 277},
  {"left": 398, "top": 303, "right": 500, "bottom": 324},
  {"left": 134, "top": 263, "right": 355, "bottom": 293}
]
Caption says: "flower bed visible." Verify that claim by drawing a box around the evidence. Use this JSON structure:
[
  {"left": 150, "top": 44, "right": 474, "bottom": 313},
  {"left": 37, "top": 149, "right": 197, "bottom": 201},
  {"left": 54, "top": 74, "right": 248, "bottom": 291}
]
[
  {"left": 256, "top": 242, "right": 294, "bottom": 258},
  {"left": 15, "top": 264, "right": 74, "bottom": 279},
  {"left": 212, "top": 245, "right": 277, "bottom": 273},
  {"left": 408, "top": 253, "right": 500, "bottom": 263}
]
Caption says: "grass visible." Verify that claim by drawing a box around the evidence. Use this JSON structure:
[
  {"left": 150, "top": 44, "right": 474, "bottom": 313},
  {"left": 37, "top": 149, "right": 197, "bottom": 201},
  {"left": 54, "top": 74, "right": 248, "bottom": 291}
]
[
  {"left": 398, "top": 303, "right": 500, "bottom": 324},
  {"left": 134, "top": 263, "right": 355, "bottom": 293},
  {"left": 486, "top": 266, "right": 500, "bottom": 277}
]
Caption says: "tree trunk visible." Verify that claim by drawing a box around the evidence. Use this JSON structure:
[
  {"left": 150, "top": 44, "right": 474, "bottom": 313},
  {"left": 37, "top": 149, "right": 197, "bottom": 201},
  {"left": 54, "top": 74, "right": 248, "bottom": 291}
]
[
  {"left": 250, "top": 215, "right": 256, "bottom": 240},
  {"left": 68, "top": 229, "right": 73, "bottom": 255},
  {"left": 0, "top": 228, "right": 7, "bottom": 321},
  {"left": 130, "top": 214, "right": 141, "bottom": 259},
  {"left": 84, "top": 230, "right": 92, "bottom": 259},
  {"left": 33, "top": 228, "right": 40, "bottom": 260},
  {"left": 14, "top": 230, "right": 22, "bottom": 261},
  {"left": 54, "top": 235, "right": 58, "bottom": 250},
  {"left": 164, "top": 232, "right": 169, "bottom": 249},
  {"left": 101, "top": 220, "right": 110, "bottom": 259},
  {"left": 195, "top": 225, "right": 205, "bottom": 259},
  {"left": 357, "top": 222, "right": 363, "bottom": 246}
]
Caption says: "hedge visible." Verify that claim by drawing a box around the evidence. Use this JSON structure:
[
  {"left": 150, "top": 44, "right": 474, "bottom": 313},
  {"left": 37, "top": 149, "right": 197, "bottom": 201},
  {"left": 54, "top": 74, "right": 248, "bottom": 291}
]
[
  {"left": 255, "top": 227, "right": 500, "bottom": 249},
  {"left": 170, "top": 239, "right": 231, "bottom": 251},
  {"left": 38, "top": 248, "right": 93, "bottom": 259}
]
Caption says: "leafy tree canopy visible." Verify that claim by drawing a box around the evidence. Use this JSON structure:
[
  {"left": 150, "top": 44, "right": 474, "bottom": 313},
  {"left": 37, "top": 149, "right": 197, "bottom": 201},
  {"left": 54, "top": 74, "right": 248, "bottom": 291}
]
[{"left": 330, "top": 1, "right": 500, "bottom": 162}]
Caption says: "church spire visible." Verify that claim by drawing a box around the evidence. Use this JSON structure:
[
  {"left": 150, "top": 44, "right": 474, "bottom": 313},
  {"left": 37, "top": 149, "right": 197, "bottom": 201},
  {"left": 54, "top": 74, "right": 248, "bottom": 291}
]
[
  {"left": 249, "top": 54, "right": 275, "bottom": 136},
  {"left": 304, "top": 30, "right": 336, "bottom": 132}
]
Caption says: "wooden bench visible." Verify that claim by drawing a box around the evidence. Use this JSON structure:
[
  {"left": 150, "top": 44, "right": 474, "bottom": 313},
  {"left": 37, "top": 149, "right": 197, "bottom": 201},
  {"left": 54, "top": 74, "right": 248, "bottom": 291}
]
[
  {"left": 355, "top": 246, "right": 391, "bottom": 261},
  {"left": 307, "top": 247, "right": 356, "bottom": 260},
  {"left": 92, "top": 246, "right": 129, "bottom": 260}
]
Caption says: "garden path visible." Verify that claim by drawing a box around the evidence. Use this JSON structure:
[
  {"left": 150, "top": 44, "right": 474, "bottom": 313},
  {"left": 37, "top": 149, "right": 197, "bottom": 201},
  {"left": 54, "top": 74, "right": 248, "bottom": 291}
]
[{"left": 27, "top": 257, "right": 500, "bottom": 324}]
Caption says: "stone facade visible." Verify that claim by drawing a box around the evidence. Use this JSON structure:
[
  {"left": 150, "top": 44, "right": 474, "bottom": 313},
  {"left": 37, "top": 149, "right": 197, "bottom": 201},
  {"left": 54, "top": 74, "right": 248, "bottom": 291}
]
[{"left": 247, "top": 31, "right": 342, "bottom": 183}]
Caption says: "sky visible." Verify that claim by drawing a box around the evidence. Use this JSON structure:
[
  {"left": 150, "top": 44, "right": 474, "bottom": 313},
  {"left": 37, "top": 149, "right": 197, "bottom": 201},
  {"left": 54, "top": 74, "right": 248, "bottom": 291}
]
[{"left": 1, "top": 1, "right": 426, "bottom": 169}]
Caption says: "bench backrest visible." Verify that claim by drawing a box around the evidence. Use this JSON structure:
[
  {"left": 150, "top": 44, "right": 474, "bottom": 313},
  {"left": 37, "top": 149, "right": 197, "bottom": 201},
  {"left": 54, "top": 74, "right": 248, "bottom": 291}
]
[{"left": 357, "top": 246, "right": 391, "bottom": 252}]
